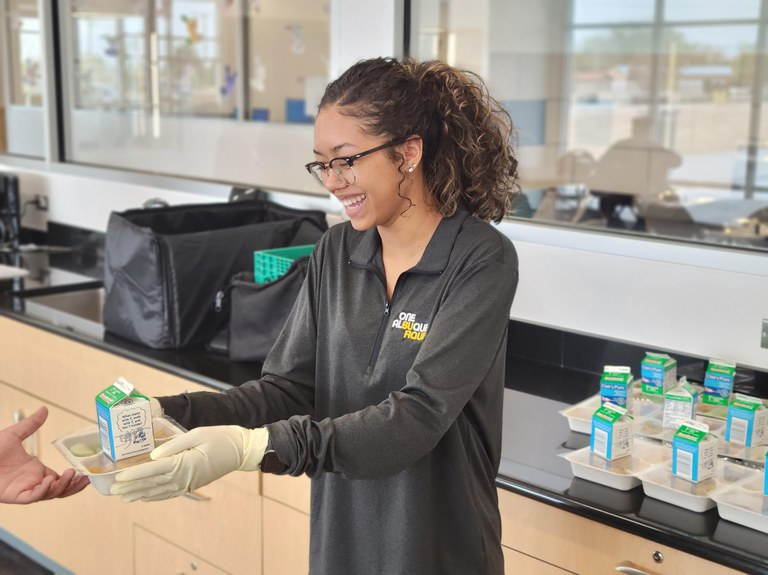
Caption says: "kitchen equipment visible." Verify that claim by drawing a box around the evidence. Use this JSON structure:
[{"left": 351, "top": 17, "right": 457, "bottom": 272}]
[{"left": 0, "top": 173, "right": 20, "bottom": 250}]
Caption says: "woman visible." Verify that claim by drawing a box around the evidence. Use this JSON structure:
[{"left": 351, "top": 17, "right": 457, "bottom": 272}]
[{"left": 113, "top": 57, "right": 520, "bottom": 574}]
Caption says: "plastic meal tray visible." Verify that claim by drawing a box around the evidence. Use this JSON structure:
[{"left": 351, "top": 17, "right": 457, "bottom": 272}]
[
  {"left": 559, "top": 387, "right": 661, "bottom": 435},
  {"left": 639, "top": 460, "right": 759, "bottom": 512},
  {"left": 562, "top": 441, "right": 670, "bottom": 491},
  {"left": 713, "top": 486, "right": 768, "bottom": 534},
  {"left": 634, "top": 415, "right": 726, "bottom": 444},
  {"left": 53, "top": 416, "right": 186, "bottom": 495}
]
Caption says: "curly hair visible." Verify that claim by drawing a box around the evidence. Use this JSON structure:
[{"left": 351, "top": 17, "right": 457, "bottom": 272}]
[{"left": 318, "top": 57, "right": 519, "bottom": 222}]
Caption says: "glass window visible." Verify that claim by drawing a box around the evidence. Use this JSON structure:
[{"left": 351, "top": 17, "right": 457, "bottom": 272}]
[
  {"left": 410, "top": 0, "right": 768, "bottom": 251},
  {"left": 62, "top": 0, "right": 331, "bottom": 193},
  {"left": 0, "top": 0, "right": 44, "bottom": 157}
]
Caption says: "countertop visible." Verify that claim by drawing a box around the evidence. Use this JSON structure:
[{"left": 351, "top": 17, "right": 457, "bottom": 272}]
[{"left": 2, "top": 263, "right": 768, "bottom": 574}]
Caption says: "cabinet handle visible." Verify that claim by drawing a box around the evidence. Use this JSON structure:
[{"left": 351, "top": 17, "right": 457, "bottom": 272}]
[
  {"left": 615, "top": 561, "right": 658, "bottom": 575},
  {"left": 184, "top": 490, "right": 211, "bottom": 501},
  {"left": 13, "top": 410, "right": 37, "bottom": 456}
]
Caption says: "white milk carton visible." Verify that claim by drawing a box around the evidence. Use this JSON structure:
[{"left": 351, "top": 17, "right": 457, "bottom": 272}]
[
  {"left": 726, "top": 394, "right": 768, "bottom": 447},
  {"left": 95, "top": 377, "right": 155, "bottom": 462},
  {"left": 702, "top": 359, "right": 736, "bottom": 407},
  {"left": 640, "top": 352, "right": 677, "bottom": 398},
  {"left": 590, "top": 402, "right": 633, "bottom": 461},
  {"left": 663, "top": 377, "right": 699, "bottom": 429},
  {"left": 600, "top": 366, "right": 634, "bottom": 412},
  {"left": 672, "top": 420, "right": 717, "bottom": 482}
]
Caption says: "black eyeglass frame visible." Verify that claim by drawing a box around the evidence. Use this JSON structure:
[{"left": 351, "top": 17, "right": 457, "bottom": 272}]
[{"left": 304, "top": 138, "right": 408, "bottom": 184}]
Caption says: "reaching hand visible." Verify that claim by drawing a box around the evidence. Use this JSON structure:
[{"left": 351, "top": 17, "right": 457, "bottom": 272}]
[
  {"left": 0, "top": 407, "right": 90, "bottom": 504},
  {"left": 111, "top": 425, "right": 269, "bottom": 502}
]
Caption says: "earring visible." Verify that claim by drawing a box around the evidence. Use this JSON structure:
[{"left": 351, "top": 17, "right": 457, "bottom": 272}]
[{"left": 407, "top": 164, "right": 416, "bottom": 173}]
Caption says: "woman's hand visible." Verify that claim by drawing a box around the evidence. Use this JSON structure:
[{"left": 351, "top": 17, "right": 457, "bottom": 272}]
[{"left": 111, "top": 425, "right": 269, "bottom": 502}]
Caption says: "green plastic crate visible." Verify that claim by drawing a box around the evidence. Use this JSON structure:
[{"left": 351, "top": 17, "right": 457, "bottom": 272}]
[{"left": 253, "top": 244, "right": 314, "bottom": 283}]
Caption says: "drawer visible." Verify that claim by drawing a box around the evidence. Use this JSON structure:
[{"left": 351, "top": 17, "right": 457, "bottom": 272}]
[
  {"left": 262, "top": 473, "right": 311, "bottom": 514},
  {"left": 502, "top": 546, "right": 571, "bottom": 574},
  {"left": 134, "top": 525, "right": 227, "bottom": 575},
  {"left": 262, "top": 498, "right": 310, "bottom": 575}
]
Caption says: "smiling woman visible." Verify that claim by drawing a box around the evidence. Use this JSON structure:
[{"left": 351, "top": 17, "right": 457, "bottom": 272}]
[{"left": 109, "top": 56, "right": 521, "bottom": 575}]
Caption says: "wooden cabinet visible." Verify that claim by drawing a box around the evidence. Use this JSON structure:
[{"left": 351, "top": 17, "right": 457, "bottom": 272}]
[
  {"left": 134, "top": 525, "right": 227, "bottom": 575},
  {"left": 498, "top": 489, "right": 744, "bottom": 575},
  {"left": 0, "top": 317, "right": 262, "bottom": 575},
  {"left": 262, "top": 474, "right": 311, "bottom": 575},
  {"left": 502, "top": 546, "right": 571, "bottom": 574}
]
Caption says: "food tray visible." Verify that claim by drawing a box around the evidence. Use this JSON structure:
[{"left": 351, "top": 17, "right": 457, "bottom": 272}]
[
  {"left": 562, "top": 441, "right": 670, "bottom": 491},
  {"left": 639, "top": 460, "right": 759, "bottom": 512},
  {"left": 634, "top": 415, "right": 726, "bottom": 444},
  {"left": 253, "top": 244, "right": 314, "bottom": 283},
  {"left": 559, "top": 386, "right": 660, "bottom": 434},
  {"left": 53, "top": 416, "right": 186, "bottom": 495},
  {"left": 713, "top": 486, "right": 768, "bottom": 534}
]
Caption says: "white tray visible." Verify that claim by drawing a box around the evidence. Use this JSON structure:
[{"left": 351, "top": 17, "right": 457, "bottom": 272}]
[
  {"left": 53, "top": 417, "right": 185, "bottom": 495},
  {"left": 562, "top": 441, "right": 670, "bottom": 491},
  {"left": 639, "top": 461, "right": 759, "bottom": 512},
  {"left": 559, "top": 386, "right": 660, "bottom": 434},
  {"left": 713, "top": 486, "right": 768, "bottom": 534}
]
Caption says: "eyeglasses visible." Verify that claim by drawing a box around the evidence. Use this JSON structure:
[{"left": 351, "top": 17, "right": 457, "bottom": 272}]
[{"left": 304, "top": 138, "right": 405, "bottom": 187}]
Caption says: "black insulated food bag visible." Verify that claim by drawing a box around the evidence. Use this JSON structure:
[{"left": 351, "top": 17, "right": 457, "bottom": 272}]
[{"left": 103, "top": 200, "right": 327, "bottom": 349}]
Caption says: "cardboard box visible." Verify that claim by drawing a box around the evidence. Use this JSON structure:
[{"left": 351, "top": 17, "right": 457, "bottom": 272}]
[
  {"left": 672, "top": 420, "right": 717, "bottom": 482},
  {"left": 726, "top": 395, "right": 768, "bottom": 447},
  {"left": 590, "top": 402, "right": 633, "bottom": 461},
  {"left": 663, "top": 377, "right": 699, "bottom": 429},
  {"left": 96, "top": 377, "right": 154, "bottom": 462},
  {"left": 640, "top": 352, "right": 677, "bottom": 397},
  {"left": 702, "top": 359, "right": 736, "bottom": 406},
  {"left": 600, "top": 365, "right": 634, "bottom": 412}
]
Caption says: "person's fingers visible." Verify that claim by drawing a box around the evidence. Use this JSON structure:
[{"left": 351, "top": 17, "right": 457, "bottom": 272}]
[
  {"left": 150, "top": 431, "right": 203, "bottom": 459},
  {"left": 6, "top": 407, "right": 48, "bottom": 441},
  {"left": 113, "top": 457, "right": 177, "bottom": 483},
  {"left": 17, "top": 474, "right": 57, "bottom": 504},
  {"left": 51, "top": 470, "right": 91, "bottom": 498},
  {"left": 111, "top": 473, "right": 174, "bottom": 495},
  {"left": 121, "top": 484, "right": 181, "bottom": 503}
]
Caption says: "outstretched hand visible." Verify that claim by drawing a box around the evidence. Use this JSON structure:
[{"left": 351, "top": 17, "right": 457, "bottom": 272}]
[{"left": 0, "top": 407, "right": 90, "bottom": 504}]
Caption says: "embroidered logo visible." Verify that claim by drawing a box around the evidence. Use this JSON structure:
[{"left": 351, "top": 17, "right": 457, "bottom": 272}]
[{"left": 391, "top": 311, "right": 429, "bottom": 341}]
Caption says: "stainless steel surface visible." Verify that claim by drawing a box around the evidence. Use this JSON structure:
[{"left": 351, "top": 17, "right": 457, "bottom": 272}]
[{"left": 23, "top": 287, "right": 104, "bottom": 338}]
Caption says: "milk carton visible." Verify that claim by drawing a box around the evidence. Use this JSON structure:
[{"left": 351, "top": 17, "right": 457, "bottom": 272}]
[
  {"left": 600, "top": 366, "right": 634, "bottom": 412},
  {"left": 702, "top": 359, "right": 736, "bottom": 407},
  {"left": 590, "top": 402, "right": 633, "bottom": 461},
  {"left": 663, "top": 377, "right": 699, "bottom": 429},
  {"left": 640, "top": 352, "right": 677, "bottom": 398},
  {"left": 95, "top": 377, "right": 154, "bottom": 461},
  {"left": 726, "top": 394, "right": 768, "bottom": 447},
  {"left": 672, "top": 420, "right": 717, "bottom": 482}
]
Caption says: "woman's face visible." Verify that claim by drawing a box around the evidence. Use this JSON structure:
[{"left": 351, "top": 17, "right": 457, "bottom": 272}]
[{"left": 312, "top": 105, "right": 409, "bottom": 231}]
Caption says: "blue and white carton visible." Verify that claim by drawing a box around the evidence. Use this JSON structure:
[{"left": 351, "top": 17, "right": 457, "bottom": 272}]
[
  {"left": 95, "top": 377, "right": 155, "bottom": 462},
  {"left": 672, "top": 419, "right": 717, "bottom": 483},
  {"left": 702, "top": 359, "right": 736, "bottom": 407},
  {"left": 725, "top": 394, "right": 768, "bottom": 447},
  {"left": 640, "top": 352, "right": 677, "bottom": 397},
  {"left": 590, "top": 402, "right": 633, "bottom": 461},
  {"left": 764, "top": 452, "right": 768, "bottom": 496},
  {"left": 600, "top": 366, "right": 634, "bottom": 412}
]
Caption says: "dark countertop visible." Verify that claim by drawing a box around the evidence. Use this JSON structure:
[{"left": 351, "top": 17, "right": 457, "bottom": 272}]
[{"left": 2, "top": 261, "right": 768, "bottom": 574}]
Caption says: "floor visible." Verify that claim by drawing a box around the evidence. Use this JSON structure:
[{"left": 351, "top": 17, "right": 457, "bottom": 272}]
[{"left": 0, "top": 539, "right": 52, "bottom": 575}]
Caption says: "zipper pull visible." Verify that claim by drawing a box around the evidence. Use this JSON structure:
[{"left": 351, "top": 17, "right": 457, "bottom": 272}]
[
  {"left": 384, "top": 301, "right": 390, "bottom": 316},
  {"left": 215, "top": 290, "right": 225, "bottom": 312}
]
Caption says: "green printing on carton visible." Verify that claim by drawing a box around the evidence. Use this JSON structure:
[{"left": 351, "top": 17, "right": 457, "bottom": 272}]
[
  {"left": 702, "top": 359, "right": 736, "bottom": 406},
  {"left": 600, "top": 366, "right": 633, "bottom": 411},
  {"left": 590, "top": 402, "right": 633, "bottom": 461},
  {"left": 662, "top": 377, "right": 698, "bottom": 429},
  {"left": 672, "top": 420, "right": 716, "bottom": 482},
  {"left": 96, "top": 377, "right": 155, "bottom": 462},
  {"left": 641, "top": 352, "right": 676, "bottom": 396},
  {"left": 726, "top": 394, "right": 768, "bottom": 447}
]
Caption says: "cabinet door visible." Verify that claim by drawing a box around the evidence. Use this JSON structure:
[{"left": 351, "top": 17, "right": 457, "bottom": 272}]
[
  {"left": 0, "top": 382, "right": 133, "bottom": 575},
  {"left": 262, "top": 498, "right": 310, "bottom": 575},
  {"left": 502, "top": 546, "right": 571, "bottom": 574},
  {"left": 498, "top": 489, "right": 744, "bottom": 575},
  {"left": 262, "top": 473, "right": 311, "bottom": 514},
  {"left": 134, "top": 525, "right": 227, "bottom": 575}
]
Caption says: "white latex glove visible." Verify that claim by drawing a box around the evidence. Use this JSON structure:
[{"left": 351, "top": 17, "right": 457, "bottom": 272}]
[{"left": 110, "top": 426, "right": 269, "bottom": 502}]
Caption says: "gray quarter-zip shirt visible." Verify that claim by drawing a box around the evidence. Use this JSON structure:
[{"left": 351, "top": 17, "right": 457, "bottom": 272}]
[{"left": 159, "top": 206, "right": 519, "bottom": 574}]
